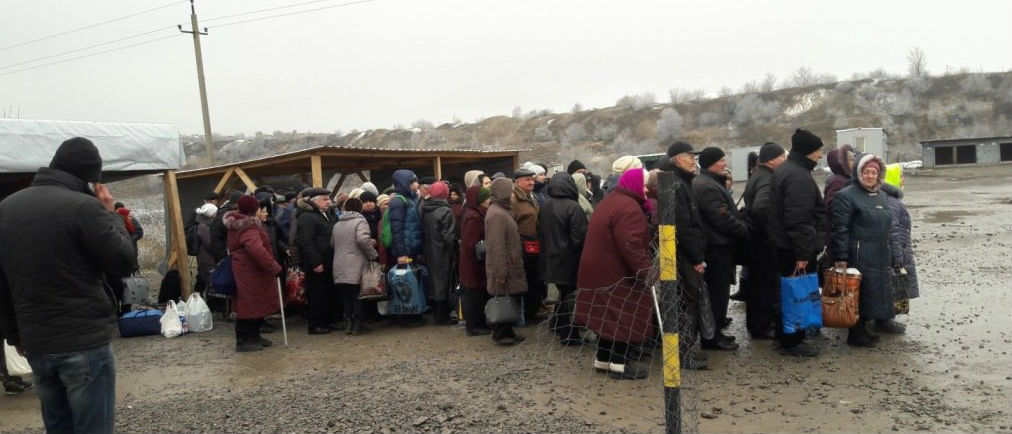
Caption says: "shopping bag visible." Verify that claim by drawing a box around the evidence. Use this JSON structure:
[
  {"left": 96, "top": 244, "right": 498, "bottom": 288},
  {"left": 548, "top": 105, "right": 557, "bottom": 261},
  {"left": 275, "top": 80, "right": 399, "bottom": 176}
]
[
  {"left": 385, "top": 264, "right": 428, "bottom": 315},
  {"left": 122, "top": 273, "right": 150, "bottom": 306},
  {"left": 4, "top": 339, "right": 31, "bottom": 376},
  {"left": 185, "top": 293, "right": 214, "bottom": 332},
  {"left": 118, "top": 309, "right": 164, "bottom": 337},
  {"left": 780, "top": 273, "right": 822, "bottom": 334},
  {"left": 359, "top": 261, "right": 387, "bottom": 301},
  {"left": 891, "top": 269, "right": 910, "bottom": 315},
  {"left": 697, "top": 280, "right": 717, "bottom": 341},
  {"left": 285, "top": 266, "right": 307, "bottom": 306},
  {"left": 160, "top": 300, "right": 186, "bottom": 338},
  {"left": 821, "top": 268, "right": 861, "bottom": 328},
  {"left": 209, "top": 255, "right": 236, "bottom": 296}
]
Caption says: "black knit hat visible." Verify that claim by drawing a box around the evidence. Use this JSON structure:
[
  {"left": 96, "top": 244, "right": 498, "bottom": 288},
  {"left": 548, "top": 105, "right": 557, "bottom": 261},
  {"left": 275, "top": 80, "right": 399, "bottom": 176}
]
[
  {"left": 697, "top": 147, "right": 725, "bottom": 169},
  {"left": 759, "top": 142, "right": 786, "bottom": 163},
  {"left": 791, "top": 129, "right": 824, "bottom": 156},
  {"left": 418, "top": 176, "right": 437, "bottom": 185},
  {"left": 359, "top": 191, "right": 378, "bottom": 203},
  {"left": 567, "top": 160, "right": 586, "bottom": 174},
  {"left": 49, "top": 137, "right": 102, "bottom": 183}
]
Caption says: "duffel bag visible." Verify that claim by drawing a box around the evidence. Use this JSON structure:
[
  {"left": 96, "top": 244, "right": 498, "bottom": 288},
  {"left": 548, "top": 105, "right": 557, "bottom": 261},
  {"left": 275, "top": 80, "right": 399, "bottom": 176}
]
[{"left": 119, "top": 309, "right": 164, "bottom": 338}]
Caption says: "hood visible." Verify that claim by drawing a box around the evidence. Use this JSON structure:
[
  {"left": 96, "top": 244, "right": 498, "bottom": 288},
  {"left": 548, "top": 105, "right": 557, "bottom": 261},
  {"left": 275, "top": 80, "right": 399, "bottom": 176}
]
[
  {"left": 490, "top": 178, "right": 513, "bottom": 209},
  {"left": 464, "top": 170, "right": 485, "bottom": 188},
  {"left": 827, "top": 149, "right": 848, "bottom": 177},
  {"left": 465, "top": 186, "right": 484, "bottom": 211},
  {"left": 880, "top": 182, "right": 903, "bottom": 199},
  {"left": 30, "top": 167, "right": 91, "bottom": 195},
  {"left": 853, "top": 153, "right": 886, "bottom": 192},
  {"left": 616, "top": 169, "right": 647, "bottom": 205},
  {"left": 392, "top": 170, "right": 418, "bottom": 197},
  {"left": 224, "top": 210, "right": 262, "bottom": 232},
  {"left": 572, "top": 172, "right": 590, "bottom": 196},
  {"left": 422, "top": 198, "right": 450, "bottom": 213},
  {"left": 338, "top": 211, "right": 364, "bottom": 222},
  {"left": 546, "top": 173, "right": 578, "bottom": 200}
]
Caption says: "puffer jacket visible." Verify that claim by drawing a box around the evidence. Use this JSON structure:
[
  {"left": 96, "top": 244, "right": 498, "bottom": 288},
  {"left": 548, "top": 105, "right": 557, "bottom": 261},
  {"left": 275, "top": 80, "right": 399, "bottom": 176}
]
[
  {"left": 537, "top": 173, "right": 588, "bottom": 286},
  {"left": 0, "top": 168, "right": 136, "bottom": 353},
  {"left": 742, "top": 165, "right": 775, "bottom": 242},
  {"left": 422, "top": 198, "right": 458, "bottom": 301},
  {"left": 692, "top": 169, "right": 748, "bottom": 246},
  {"left": 882, "top": 183, "right": 919, "bottom": 299},
  {"left": 769, "top": 153, "right": 828, "bottom": 262},
  {"left": 331, "top": 211, "right": 378, "bottom": 285},
  {"left": 485, "top": 179, "right": 527, "bottom": 296},
  {"left": 389, "top": 170, "right": 423, "bottom": 259},
  {"left": 295, "top": 197, "right": 334, "bottom": 271}
]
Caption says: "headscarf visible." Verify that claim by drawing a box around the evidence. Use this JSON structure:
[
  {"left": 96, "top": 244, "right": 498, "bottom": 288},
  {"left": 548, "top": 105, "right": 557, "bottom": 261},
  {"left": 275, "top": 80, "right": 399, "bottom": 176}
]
[
  {"left": 465, "top": 186, "right": 488, "bottom": 218},
  {"left": 490, "top": 178, "right": 514, "bottom": 209},
  {"left": 572, "top": 172, "right": 594, "bottom": 218},
  {"left": 611, "top": 155, "right": 643, "bottom": 174},
  {"left": 854, "top": 153, "right": 885, "bottom": 193},
  {"left": 377, "top": 194, "right": 391, "bottom": 208},
  {"left": 464, "top": 170, "right": 485, "bottom": 188},
  {"left": 616, "top": 168, "right": 652, "bottom": 215}
]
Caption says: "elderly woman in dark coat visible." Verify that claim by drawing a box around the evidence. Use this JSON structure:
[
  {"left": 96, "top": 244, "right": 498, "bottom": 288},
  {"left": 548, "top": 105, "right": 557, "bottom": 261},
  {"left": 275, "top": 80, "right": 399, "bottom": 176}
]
[
  {"left": 422, "top": 182, "right": 459, "bottom": 325},
  {"left": 831, "top": 153, "right": 899, "bottom": 348},
  {"left": 226, "top": 195, "right": 283, "bottom": 352},
  {"left": 882, "top": 170, "right": 919, "bottom": 301},
  {"left": 485, "top": 178, "right": 527, "bottom": 346},
  {"left": 574, "top": 169, "right": 654, "bottom": 380},
  {"left": 537, "top": 173, "right": 588, "bottom": 345},
  {"left": 459, "top": 186, "right": 491, "bottom": 336},
  {"left": 824, "top": 144, "right": 856, "bottom": 214}
]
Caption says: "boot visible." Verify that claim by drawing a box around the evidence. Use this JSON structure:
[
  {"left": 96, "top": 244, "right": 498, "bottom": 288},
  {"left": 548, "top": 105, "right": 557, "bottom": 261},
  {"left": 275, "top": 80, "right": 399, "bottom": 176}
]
[
  {"left": 433, "top": 301, "right": 454, "bottom": 326},
  {"left": 345, "top": 317, "right": 354, "bottom": 335},
  {"left": 350, "top": 318, "right": 370, "bottom": 336},
  {"left": 778, "top": 341, "right": 820, "bottom": 357},
  {"left": 466, "top": 327, "right": 492, "bottom": 336},
  {"left": 3, "top": 376, "right": 33, "bottom": 395},
  {"left": 608, "top": 360, "right": 649, "bottom": 380},
  {"left": 847, "top": 320, "right": 877, "bottom": 347},
  {"left": 874, "top": 319, "right": 906, "bottom": 334}
]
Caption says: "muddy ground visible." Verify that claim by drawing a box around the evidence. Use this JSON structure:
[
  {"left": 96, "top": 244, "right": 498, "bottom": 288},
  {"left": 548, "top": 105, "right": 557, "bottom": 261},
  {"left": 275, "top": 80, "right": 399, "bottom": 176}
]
[{"left": 2, "top": 166, "right": 1011, "bottom": 433}]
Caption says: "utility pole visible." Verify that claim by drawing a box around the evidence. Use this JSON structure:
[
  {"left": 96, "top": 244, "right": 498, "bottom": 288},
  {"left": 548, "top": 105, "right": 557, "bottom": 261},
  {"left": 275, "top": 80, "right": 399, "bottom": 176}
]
[{"left": 178, "top": 0, "right": 214, "bottom": 166}]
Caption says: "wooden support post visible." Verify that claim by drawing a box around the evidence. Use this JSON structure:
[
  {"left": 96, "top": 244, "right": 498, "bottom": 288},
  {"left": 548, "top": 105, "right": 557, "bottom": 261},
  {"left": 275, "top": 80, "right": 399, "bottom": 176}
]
[
  {"left": 511, "top": 153, "right": 519, "bottom": 173},
  {"left": 213, "top": 167, "right": 235, "bottom": 194},
  {"left": 164, "top": 170, "right": 193, "bottom": 299},
  {"left": 233, "top": 167, "right": 257, "bottom": 192},
  {"left": 332, "top": 173, "right": 348, "bottom": 195},
  {"left": 434, "top": 156, "right": 443, "bottom": 180},
  {"left": 356, "top": 171, "right": 369, "bottom": 182},
  {"left": 311, "top": 155, "right": 323, "bottom": 188}
]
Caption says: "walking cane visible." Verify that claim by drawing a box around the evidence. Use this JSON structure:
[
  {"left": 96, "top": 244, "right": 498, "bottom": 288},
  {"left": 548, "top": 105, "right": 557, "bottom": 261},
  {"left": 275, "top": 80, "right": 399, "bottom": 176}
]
[{"left": 276, "top": 278, "right": 289, "bottom": 346}]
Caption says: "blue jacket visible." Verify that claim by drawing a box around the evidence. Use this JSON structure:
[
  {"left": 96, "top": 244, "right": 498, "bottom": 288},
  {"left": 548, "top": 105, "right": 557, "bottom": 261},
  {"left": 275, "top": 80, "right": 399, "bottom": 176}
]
[{"left": 389, "top": 170, "right": 423, "bottom": 259}]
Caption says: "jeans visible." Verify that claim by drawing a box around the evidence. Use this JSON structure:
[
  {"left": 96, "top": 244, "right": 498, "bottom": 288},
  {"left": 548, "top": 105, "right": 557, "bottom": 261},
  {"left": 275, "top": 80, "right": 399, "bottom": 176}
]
[{"left": 26, "top": 343, "right": 116, "bottom": 434}]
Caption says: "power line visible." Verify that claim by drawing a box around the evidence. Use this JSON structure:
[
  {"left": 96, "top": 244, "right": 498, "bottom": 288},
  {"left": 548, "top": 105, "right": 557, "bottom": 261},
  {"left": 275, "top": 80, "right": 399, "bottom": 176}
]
[
  {"left": 0, "top": 34, "right": 181, "bottom": 77},
  {"left": 203, "top": 0, "right": 344, "bottom": 23},
  {"left": 0, "top": 26, "right": 174, "bottom": 71},
  {"left": 214, "top": 0, "right": 377, "bottom": 29},
  {"left": 0, "top": 0, "right": 184, "bottom": 52}
]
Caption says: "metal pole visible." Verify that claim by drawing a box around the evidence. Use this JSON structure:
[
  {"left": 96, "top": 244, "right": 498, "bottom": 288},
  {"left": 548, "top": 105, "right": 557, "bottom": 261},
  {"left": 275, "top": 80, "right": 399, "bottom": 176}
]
[
  {"left": 657, "top": 171, "right": 681, "bottom": 434},
  {"left": 181, "top": 0, "right": 214, "bottom": 165},
  {"left": 276, "top": 278, "right": 289, "bottom": 346}
]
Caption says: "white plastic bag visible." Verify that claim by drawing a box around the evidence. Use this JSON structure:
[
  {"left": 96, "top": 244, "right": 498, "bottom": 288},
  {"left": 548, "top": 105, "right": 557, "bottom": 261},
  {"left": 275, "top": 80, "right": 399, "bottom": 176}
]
[
  {"left": 160, "top": 300, "right": 185, "bottom": 338},
  {"left": 185, "top": 293, "right": 213, "bottom": 333},
  {"left": 4, "top": 339, "right": 31, "bottom": 376}
]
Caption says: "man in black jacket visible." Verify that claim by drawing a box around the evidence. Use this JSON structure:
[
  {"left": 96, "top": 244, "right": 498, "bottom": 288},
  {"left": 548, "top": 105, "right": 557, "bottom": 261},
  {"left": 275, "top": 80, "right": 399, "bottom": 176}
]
[
  {"left": 692, "top": 147, "right": 747, "bottom": 351},
  {"left": 768, "top": 129, "right": 827, "bottom": 357},
  {"left": 296, "top": 188, "right": 339, "bottom": 334},
  {"left": 0, "top": 137, "right": 136, "bottom": 433},
  {"left": 537, "top": 173, "right": 588, "bottom": 344},
  {"left": 741, "top": 142, "right": 787, "bottom": 340},
  {"left": 665, "top": 141, "right": 709, "bottom": 369}
]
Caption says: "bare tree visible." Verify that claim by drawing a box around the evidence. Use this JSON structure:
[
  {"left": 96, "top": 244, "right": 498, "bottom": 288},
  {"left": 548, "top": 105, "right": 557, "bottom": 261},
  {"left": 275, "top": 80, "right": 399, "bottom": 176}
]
[
  {"left": 571, "top": 103, "right": 584, "bottom": 113},
  {"left": 791, "top": 67, "right": 815, "bottom": 87},
  {"left": 760, "top": 72, "right": 778, "bottom": 92},
  {"left": 907, "top": 47, "right": 928, "bottom": 77},
  {"left": 740, "top": 80, "right": 759, "bottom": 94}
]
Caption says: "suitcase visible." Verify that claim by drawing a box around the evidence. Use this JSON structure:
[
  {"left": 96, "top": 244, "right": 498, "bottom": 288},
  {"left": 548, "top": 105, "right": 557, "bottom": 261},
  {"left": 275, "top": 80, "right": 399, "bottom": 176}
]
[
  {"left": 384, "top": 264, "right": 428, "bottom": 315},
  {"left": 118, "top": 309, "right": 164, "bottom": 338}
]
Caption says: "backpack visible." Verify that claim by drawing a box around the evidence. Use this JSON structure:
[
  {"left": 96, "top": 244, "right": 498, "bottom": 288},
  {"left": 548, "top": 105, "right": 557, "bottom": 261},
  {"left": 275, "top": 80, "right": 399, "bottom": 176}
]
[
  {"left": 380, "top": 195, "right": 408, "bottom": 248},
  {"left": 185, "top": 221, "right": 201, "bottom": 256}
]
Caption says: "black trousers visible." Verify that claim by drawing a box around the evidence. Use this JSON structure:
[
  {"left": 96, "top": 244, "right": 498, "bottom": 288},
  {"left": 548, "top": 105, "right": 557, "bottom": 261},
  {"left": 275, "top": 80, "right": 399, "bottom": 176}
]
[
  {"left": 745, "top": 240, "right": 779, "bottom": 336},
  {"left": 305, "top": 270, "right": 339, "bottom": 328},
  {"left": 522, "top": 255, "right": 545, "bottom": 321},
  {"left": 550, "top": 284, "right": 578, "bottom": 342},
  {"left": 335, "top": 283, "right": 362, "bottom": 320},
  {"left": 776, "top": 249, "right": 814, "bottom": 349},
  {"left": 703, "top": 244, "right": 736, "bottom": 338},
  {"left": 596, "top": 339, "right": 633, "bottom": 365},
  {"left": 461, "top": 288, "right": 489, "bottom": 331},
  {"left": 235, "top": 318, "right": 264, "bottom": 344}
]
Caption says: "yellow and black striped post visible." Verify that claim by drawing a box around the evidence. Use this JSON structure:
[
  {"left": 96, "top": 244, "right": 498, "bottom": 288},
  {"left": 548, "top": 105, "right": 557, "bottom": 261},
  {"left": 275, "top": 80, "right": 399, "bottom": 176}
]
[{"left": 657, "top": 171, "right": 681, "bottom": 434}]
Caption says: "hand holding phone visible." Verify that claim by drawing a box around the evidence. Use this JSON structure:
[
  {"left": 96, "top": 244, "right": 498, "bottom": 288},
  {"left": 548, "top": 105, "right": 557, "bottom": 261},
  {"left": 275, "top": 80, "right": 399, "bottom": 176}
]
[{"left": 93, "top": 183, "right": 116, "bottom": 212}]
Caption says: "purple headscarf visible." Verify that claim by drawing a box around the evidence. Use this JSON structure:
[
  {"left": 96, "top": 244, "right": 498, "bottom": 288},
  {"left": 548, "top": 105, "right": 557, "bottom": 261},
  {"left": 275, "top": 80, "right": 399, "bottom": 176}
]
[{"left": 616, "top": 168, "right": 653, "bottom": 215}]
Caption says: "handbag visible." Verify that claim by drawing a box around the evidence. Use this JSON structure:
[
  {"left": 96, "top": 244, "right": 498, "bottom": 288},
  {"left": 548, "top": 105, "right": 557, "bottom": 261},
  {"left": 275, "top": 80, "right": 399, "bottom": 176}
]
[
  {"left": 209, "top": 254, "right": 236, "bottom": 296},
  {"left": 285, "top": 266, "right": 307, "bottom": 306},
  {"left": 522, "top": 239, "right": 540, "bottom": 256},
  {"left": 474, "top": 240, "right": 487, "bottom": 262},
  {"left": 359, "top": 261, "right": 388, "bottom": 301},
  {"left": 891, "top": 268, "right": 910, "bottom": 315},
  {"left": 780, "top": 273, "right": 822, "bottom": 334},
  {"left": 821, "top": 267, "right": 860, "bottom": 328},
  {"left": 122, "top": 272, "right": 150, "bottom": 306},
  {"left": 484, "top": 296, "right": 520, "bottom": 325}
]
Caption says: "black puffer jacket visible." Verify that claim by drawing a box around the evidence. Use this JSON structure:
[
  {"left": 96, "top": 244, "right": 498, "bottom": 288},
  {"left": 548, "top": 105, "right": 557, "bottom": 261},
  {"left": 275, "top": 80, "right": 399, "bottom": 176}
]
[
  {"left": 537, "top": 173, "right": 588, "bottom": 285},
  {"left": 692, "top": 170, "right": 748, "bottom": 246},
  {"left": 295, "top": 199, "right": 335, "bottom": 271},
  {"left": 670, "top": 166, "right": 706, "bottom": 266},
  {"left": 0, "top": 168, "right": 136, "bottom": 353},
  {"left": 742, "top": 165, "right": 775, "bottom": 242},
  {"left": 768, "top": 153, "right": 827, "bottom": 261},
  {"left": 209, "top": 202, "right": 235, "bottom": 262}
]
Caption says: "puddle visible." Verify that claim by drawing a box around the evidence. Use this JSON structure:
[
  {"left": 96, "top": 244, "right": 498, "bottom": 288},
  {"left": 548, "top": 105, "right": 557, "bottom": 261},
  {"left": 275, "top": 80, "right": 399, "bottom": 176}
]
[{"left": 923, "top": 210, "right": 976, "bottom": 224}]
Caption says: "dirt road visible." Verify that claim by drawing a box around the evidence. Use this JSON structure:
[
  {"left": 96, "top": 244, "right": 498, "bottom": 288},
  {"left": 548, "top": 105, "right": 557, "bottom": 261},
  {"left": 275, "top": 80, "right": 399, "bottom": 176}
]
[{"left": 2, "top": 167, "right": 1010, "bottom": 433}]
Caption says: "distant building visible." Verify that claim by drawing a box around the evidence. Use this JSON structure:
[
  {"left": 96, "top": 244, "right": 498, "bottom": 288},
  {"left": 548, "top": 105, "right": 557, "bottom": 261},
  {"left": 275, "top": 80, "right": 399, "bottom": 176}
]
[
  {"left": 730, "top": 145, "right": 761, "bottom": 181},
  {"left": 837, "top": 128, "right": 889, "bottom": 161},
  {"left": 920, "top": 136, "right": 1012, "bottom": 168}
]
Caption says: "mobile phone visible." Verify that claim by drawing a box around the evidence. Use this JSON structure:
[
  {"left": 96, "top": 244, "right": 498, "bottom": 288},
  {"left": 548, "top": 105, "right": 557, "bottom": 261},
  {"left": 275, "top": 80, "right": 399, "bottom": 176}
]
[{"left": 87, "top": 182, "right": 97, "bottom": 195}]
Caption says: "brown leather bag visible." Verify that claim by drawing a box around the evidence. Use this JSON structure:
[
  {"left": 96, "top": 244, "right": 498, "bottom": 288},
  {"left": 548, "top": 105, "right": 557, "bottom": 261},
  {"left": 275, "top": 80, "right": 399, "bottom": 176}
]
[{"left": 822, "top": 268, "right": 861, "bottom": 328}]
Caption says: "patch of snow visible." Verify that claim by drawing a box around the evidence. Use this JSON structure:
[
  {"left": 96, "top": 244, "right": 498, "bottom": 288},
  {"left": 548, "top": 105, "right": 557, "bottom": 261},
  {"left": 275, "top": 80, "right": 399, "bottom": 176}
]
[{"left": 784, "top": 89, "right": 829, "bottom": 117}]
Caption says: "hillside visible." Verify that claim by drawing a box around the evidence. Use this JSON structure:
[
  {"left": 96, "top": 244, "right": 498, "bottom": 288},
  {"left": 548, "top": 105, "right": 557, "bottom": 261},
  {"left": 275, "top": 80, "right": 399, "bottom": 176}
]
[{"left": 183, "top": 71, "right": 1012, "bottom": 174}]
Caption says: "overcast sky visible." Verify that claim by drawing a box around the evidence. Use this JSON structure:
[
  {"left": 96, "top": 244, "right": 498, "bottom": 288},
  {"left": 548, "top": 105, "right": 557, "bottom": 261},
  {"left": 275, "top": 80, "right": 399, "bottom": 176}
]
[{"left": 2, "top": 0, "right": 1010, "bottom": 136}]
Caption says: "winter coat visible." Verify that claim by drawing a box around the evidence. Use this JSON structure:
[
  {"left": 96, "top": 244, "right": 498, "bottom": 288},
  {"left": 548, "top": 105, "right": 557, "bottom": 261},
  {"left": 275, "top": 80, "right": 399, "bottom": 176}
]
[
  {"left": 196, "top": 215, "right": 217, "bottom": 276},
  {"left": 601, "top": 173, "right": 621, "bottom": 196},
  {"left": 533, "top": 181, "right": 547, "bottom": 208},
  {"left": 883, "top": 184, "right": 919, "bottom": 298},
  {"left": 823, "top": 145, "right": 854, "bottom": 215},
  {"left": 769, "top": 153, "right": 828, "bottom": 262},
  {"left": 389, "top": 171, "right": 424, "bottom": 259},
  {"left": 459, "top": 187, "right": 487, "bottom": 291},
  {"left": 485, "top": 180, "right": 527, "bottom": 296},
  {"left": 572, "top": 172, "right": 594, "bottom": 220},
  {"left": 450, "top": 201, "right": 464, "bottom": 236},
  {"left": 295, "top": 199, "right": 335, "bottom": 272},
  {"left": 422, "top": 198, "right": 459, "bottom": 301},
  {"left": 362, "top": 208, "right": 382, "bottom": 241},
  {"left": 537, "top": 173, "right": 588, "bottom": 286},
  {"left": 670, "top": 167, "right": 706, "bottom": 266},
  {"left": 0, "top": 168, "right": 137, "bottom": 354},
  {"left": 226, "top": 212, "right": 282, "bottom": 319},
  {"left": 274, "top": 204, "right": 295, "bottom": 251},
  {"left": 693, "top": 170, "right": 749, "bottom": 246},
  {"left": 742, "top": 165, "right": 775, "bottom": 243},
  {"left": 831, "top": 168, "right": 894, "bottom": 320},
  {"left": 331, "top": 211, "right": 379, "bottom": 285},
  {"left": 511, "top": 185, "right": 540, "bottom": 239},
  {"left": 210, "top": 203, "right": 235, "bottom": 262},
  {"left": 574, "top": 188, "right": 655, "bottom": 344}
]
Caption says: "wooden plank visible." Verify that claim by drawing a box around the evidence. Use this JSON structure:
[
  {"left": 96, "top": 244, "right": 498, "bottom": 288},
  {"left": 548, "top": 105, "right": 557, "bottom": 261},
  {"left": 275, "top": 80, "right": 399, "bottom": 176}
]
[
  {"left": 167, "top": 251, "right": 178, "bottom": 269},
  {"left": 332, "top": 173, "right": 348, "bottom": 194},
  {"left": 356, "top": 171, "right": 368, "bottom": 182},
  {"left": 164, "top": 170, "right": 193, "bottom": 298},
  {"left": 310, "top": 155, "right": 323, "bottom": 188},
  {"left": 213, "top": 167, "right": 235, "bottom": 194},
  {"left": 233, "top": 167, "right": 258, "bottom": 192},
  {"left": 434, "top": 156, "right": 443, "bottom": 180}
]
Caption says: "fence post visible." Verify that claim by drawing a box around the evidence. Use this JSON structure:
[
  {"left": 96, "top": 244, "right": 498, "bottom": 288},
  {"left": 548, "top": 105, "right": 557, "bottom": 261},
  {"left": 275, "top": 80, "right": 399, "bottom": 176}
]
[{"left": 657, "top": 171, "right": 680, "bottom": 434}]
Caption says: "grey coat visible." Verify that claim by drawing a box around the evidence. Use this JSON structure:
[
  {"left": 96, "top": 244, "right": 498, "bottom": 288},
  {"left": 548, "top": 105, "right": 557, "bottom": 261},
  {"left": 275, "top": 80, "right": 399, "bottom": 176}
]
[
  {"left": 831, "top": 183, "right": 894, "bottom": 320},
  {"left": 196, "top": 214, "right": 217, "bottom": 278},
  {"left": 883, "top": 184, "right": 919, "bottom": 298},
  {"left": 422, "top": 198, "right": 458, "bottom": 301},
  {"left": 331, "top": 212, "right": 378, "bottom": 285}
]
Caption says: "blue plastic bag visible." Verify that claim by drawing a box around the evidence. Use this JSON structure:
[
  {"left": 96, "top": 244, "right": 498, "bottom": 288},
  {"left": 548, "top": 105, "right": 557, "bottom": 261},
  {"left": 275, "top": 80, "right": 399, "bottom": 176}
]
[
  {"left": 210, "top": 255, "right": 236, "bottom": 296},
  {"left": 780, "top": 273, "right": 822, "bottom": 334},
  {"left": 385, "top": 264, "right": 429, "bottom": 315}
]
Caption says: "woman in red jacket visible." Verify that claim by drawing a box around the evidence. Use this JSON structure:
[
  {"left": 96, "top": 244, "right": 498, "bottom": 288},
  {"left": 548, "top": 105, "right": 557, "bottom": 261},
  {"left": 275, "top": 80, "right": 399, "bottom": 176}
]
[
  {"left": 574, "top": 169, "right": 654, "bottom": 380},
  {"left": 459, "top": 186, "right": 492, "bottom": 336},
  {"left": 226, "top": 195, "right": 282, "bottom": 352}
]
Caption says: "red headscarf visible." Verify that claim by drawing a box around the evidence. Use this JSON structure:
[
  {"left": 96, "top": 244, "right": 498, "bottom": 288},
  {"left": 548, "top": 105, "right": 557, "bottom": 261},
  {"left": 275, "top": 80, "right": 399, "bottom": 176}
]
[{"left": 116, "top": 207, "right": 136, "bottom": 234}]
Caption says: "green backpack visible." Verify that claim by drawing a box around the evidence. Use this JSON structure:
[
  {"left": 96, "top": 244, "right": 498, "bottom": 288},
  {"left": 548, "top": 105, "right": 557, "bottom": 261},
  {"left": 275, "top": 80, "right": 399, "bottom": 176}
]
[{"left": 380, "top": 195, "right": 407, "bottom": 248}]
